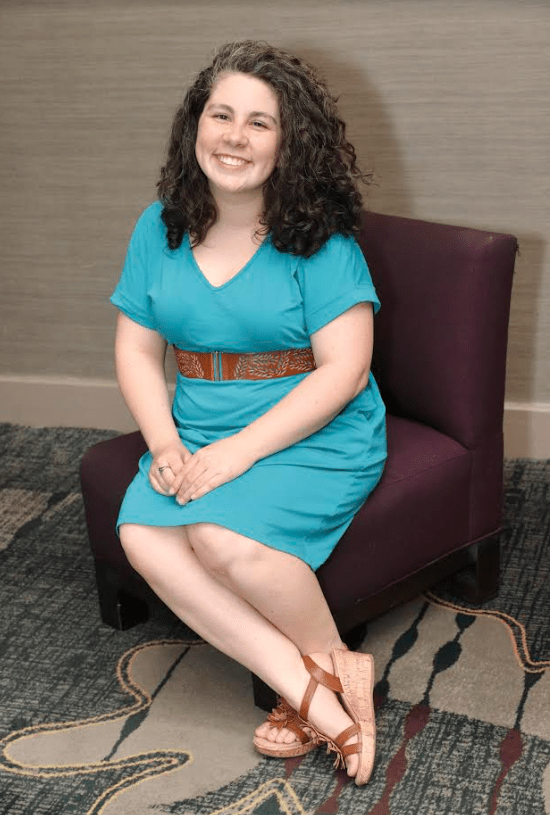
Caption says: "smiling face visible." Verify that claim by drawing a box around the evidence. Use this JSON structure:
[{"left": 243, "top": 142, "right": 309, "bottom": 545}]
[{"left": 195, "top": 72, "right": 281, "bottom": 202}]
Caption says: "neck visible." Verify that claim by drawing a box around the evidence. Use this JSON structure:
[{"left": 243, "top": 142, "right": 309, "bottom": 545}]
[{"left": 210, "top": 187, "right": 265, "bottom": 233}]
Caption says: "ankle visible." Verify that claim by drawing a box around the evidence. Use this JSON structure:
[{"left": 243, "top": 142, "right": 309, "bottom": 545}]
[
  {"left": 305, "top": 637, "right": 346, "bottom": 661},
  {"left": 307, "top": 651, "right": 334, "bottom": 670}
]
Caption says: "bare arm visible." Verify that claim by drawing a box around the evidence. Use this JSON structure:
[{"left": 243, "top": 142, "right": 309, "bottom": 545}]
[
  {"left": 238, "top": 301, "right": 373, "bottom": 459},
  {"left": 174, "top": 302, "right": 373, "bottom": 504},
  {"left": 114, "top": 312, "right": 191, "bottom": 492}
]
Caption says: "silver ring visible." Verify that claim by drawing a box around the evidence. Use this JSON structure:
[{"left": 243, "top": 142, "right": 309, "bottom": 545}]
[{"left": 158, "top": 465, "right": 171, "bottom": 474}]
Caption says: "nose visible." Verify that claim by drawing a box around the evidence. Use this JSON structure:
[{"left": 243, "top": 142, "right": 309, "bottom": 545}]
[{"left": 223, "top": 120, "right": 248, "bottom": 147}]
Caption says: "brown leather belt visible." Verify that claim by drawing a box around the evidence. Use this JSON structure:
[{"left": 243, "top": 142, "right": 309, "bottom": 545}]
[{"left": 173, "top": 346, "right": 316, "bottom": 381}]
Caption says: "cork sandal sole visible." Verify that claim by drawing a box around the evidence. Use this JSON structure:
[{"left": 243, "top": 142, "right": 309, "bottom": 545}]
[{"left": 331, "top": 649, "right": 376, "bottom": 785}]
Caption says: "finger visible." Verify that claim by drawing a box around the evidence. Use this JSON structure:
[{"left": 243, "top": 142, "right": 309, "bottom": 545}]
[
  {"left": 170, "top": 456, "right": 197, "bottom": 491},
  {"left": 176, "top": 468, "right": 210, "bottom": 504},
  {"left": 168, "top": 472, "right": 185, "bottom": 496},
  {"left": 178, "top": 472, "right": 220, "bottom": 504},
  {"left": 173, "top": 455, "right": 204, "bottom": 497},
  {"left": 155, "top": 450, "right": 187, "bottom": 493},
  {"left": 153, "top": 464, "right": 176, "bottom": 494},
  {"left": 149, "top": 472, "right": 169, "bottom": 495}
]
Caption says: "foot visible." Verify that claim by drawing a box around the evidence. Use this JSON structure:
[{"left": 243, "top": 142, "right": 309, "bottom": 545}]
[
  {"left": 295, "top": 651, "right": 360, "bottom": 779},
  {"left": 254, "top": 697, "right": 317, "bottom": 749},
  {"left": 254, "top": 654, "right": 359, "bottom": 776}
]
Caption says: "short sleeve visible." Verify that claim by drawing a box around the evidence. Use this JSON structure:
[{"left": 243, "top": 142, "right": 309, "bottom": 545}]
[
  {"left": 110, "top": 201, "right": 164, "bottom": 330},
  {"left": 297, "top": 233, "right": 380, "bottom": 336}
]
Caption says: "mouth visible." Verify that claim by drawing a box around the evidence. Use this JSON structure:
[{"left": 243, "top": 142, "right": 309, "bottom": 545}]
[{"left": 215, "top": 154, "right": 250, "bottom": 168}]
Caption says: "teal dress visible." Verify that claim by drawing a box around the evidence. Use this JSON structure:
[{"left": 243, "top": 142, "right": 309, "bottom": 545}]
[{"left": 110, "top": 201, "right": 386, "bottom": 570}]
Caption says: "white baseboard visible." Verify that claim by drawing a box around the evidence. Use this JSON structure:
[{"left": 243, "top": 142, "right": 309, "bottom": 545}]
[
  {"left": 502, "top": 401, "right": 550, "bottom": 459},
  {"left": 0, "top": 375, "right": 139, "bottom": 433},
  {"left": 1, "top": 375, "right": 549, "bottom": 459}
]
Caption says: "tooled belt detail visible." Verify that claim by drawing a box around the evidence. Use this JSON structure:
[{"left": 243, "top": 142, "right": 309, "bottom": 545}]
[{"left": 173, "top": 346, "right": 316, "bottom": 381}]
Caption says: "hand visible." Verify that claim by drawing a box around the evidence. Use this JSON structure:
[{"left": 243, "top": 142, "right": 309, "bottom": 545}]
[
  {"left": 171, "top": 434, "right": 257, "bottom": 505},
  {"left": 149, "top": 441, "right": 192, "bottom": 496}
]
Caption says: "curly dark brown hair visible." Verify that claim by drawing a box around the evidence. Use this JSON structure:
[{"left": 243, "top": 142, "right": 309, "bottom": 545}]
[{"left": 157, "top": 40, "right": 371, "bottom": 257}]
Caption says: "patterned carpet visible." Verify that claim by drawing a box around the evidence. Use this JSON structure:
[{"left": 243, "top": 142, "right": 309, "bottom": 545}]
[{"left": 0, "top": 424, "right": 548, "bottom": 814}]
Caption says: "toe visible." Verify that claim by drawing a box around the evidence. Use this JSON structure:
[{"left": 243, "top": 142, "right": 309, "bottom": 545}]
[
  {"left": 346, "top": 754, "right": 359, "bottom": 777},
  {"left": 277, "top": 728, "right": 296, "bottom": 744},
  {"left": 262, "top": 725, "right": 301, "bottom": 745},
  {"left": 255, "top": 719, "right": 306, "bottom": 749}
]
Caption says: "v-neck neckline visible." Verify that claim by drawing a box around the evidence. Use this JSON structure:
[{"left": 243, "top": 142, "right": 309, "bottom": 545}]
[{"left": 187, "top": 235, "right": 268, "bottom": 291}]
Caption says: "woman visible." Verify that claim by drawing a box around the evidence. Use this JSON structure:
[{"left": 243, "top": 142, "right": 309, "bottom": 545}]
[{"left": 111, "top": 40, "right": 386, "bottom": 786}]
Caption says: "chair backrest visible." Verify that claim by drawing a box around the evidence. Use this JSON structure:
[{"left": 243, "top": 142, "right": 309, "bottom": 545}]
[{"left": 358, "top": 211, "right": 518, "bottom": 450}]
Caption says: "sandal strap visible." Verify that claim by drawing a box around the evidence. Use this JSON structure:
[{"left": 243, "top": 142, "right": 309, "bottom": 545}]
[
  {"left": 302, "top": 656, "right": 344, "bottom": 692},
  {"left": 333, "top": 722, "right": 360, "bottom": 751},
  {"left": 315, "top": 723, "right": 361, "bottom": 768},
  {"left": 341, "top": 741, "right": 361, "bottom": 759},
  {"left": 299, "top": 655, "right": 344, "bottom": 721},
  {"left": 267, "top": 697, "right": 296, "bottom": 728},
  {"left": 267, "top": 698, "right": 311, "bottom": 745},
  {"left": 285, "top": 719, "right": 312, "bottom": 745}
]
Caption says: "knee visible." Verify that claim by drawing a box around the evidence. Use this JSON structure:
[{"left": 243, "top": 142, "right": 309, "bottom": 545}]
[
  {"left": 187, "top": 522, "right": 262, "bottom": 579},
  {"left": 118, "top": 523, "right": 150, "bottom": 574}
]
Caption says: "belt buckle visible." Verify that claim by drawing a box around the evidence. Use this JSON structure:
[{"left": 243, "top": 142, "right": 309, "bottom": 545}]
[{"left": 212, "top": 351, "right": 223, "bottom": 381}]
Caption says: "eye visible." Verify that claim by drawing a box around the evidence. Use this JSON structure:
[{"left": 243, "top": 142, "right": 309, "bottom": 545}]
[
  {"left": 252, "top": 120, "right": 268, "bottom": 129},
  {"left": 213, "top": 113, "right": 229, "bottom": 121}
]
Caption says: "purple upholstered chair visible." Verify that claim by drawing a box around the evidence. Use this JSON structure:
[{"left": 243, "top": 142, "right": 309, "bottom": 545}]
[{"left": 81, "top": 211, "right": 517, "bottom": 711}]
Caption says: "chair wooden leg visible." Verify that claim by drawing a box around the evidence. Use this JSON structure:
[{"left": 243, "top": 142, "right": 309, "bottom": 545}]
[
  {"left": 450, "top": 533, "right": 500, "bottom": 605},
  {"left": 342, "top": 621, "right": 368, "bottom": 651},
  {"left": 251, "top": 672, "right": 278, "bottom": 712},
  {"left": 94, "top": 560, "right": 150, "bottom": 630}
]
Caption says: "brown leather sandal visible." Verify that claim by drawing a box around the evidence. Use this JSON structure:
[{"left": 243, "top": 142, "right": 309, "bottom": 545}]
[
  {"left": 297, "top": 652, "right": 376, "bottom": 786},
  {"left": 253, "top": 697, "right": 319, "bottom": 758}
]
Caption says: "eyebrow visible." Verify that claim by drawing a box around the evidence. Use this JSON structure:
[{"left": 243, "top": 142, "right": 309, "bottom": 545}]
[{"left": 206, "top": 103, "right": 279, "bottom": 126}]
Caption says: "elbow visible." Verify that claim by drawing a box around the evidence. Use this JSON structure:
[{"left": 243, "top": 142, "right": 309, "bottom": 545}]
[
  {"left": 352, "top": 367, "right": 370, "bottom": 398},
  {"left": 318, "top": 361, "right": 370, "bottom": 404}
]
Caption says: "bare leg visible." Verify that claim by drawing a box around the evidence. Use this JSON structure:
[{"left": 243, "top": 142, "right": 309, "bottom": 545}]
[
  {"left": 185, "top": 522, "right": 343, "bottom": 654},
  {"left": 119, "top": 523, "right": 359, "bottom": 777},
  {"left": 183, "top": 523, "right": 351, "bottom": 751}
]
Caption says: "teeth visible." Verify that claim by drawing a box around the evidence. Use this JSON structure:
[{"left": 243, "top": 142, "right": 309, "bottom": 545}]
[{"left": 217, "top": 155, "right": 248, "bottom": 167}]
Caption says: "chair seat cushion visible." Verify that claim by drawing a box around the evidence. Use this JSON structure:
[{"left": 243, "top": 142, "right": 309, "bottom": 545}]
[
  {"left": 82, "top": 417, "right": 473, "bottom": 615},
  {"left": 317, "top": 414, "right": 471, "bottom": 610}
]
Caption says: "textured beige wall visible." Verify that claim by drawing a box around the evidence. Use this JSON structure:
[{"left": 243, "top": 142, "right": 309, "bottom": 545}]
[{"left": 1, "top": 0, "right": 549, "bottom": 402}]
